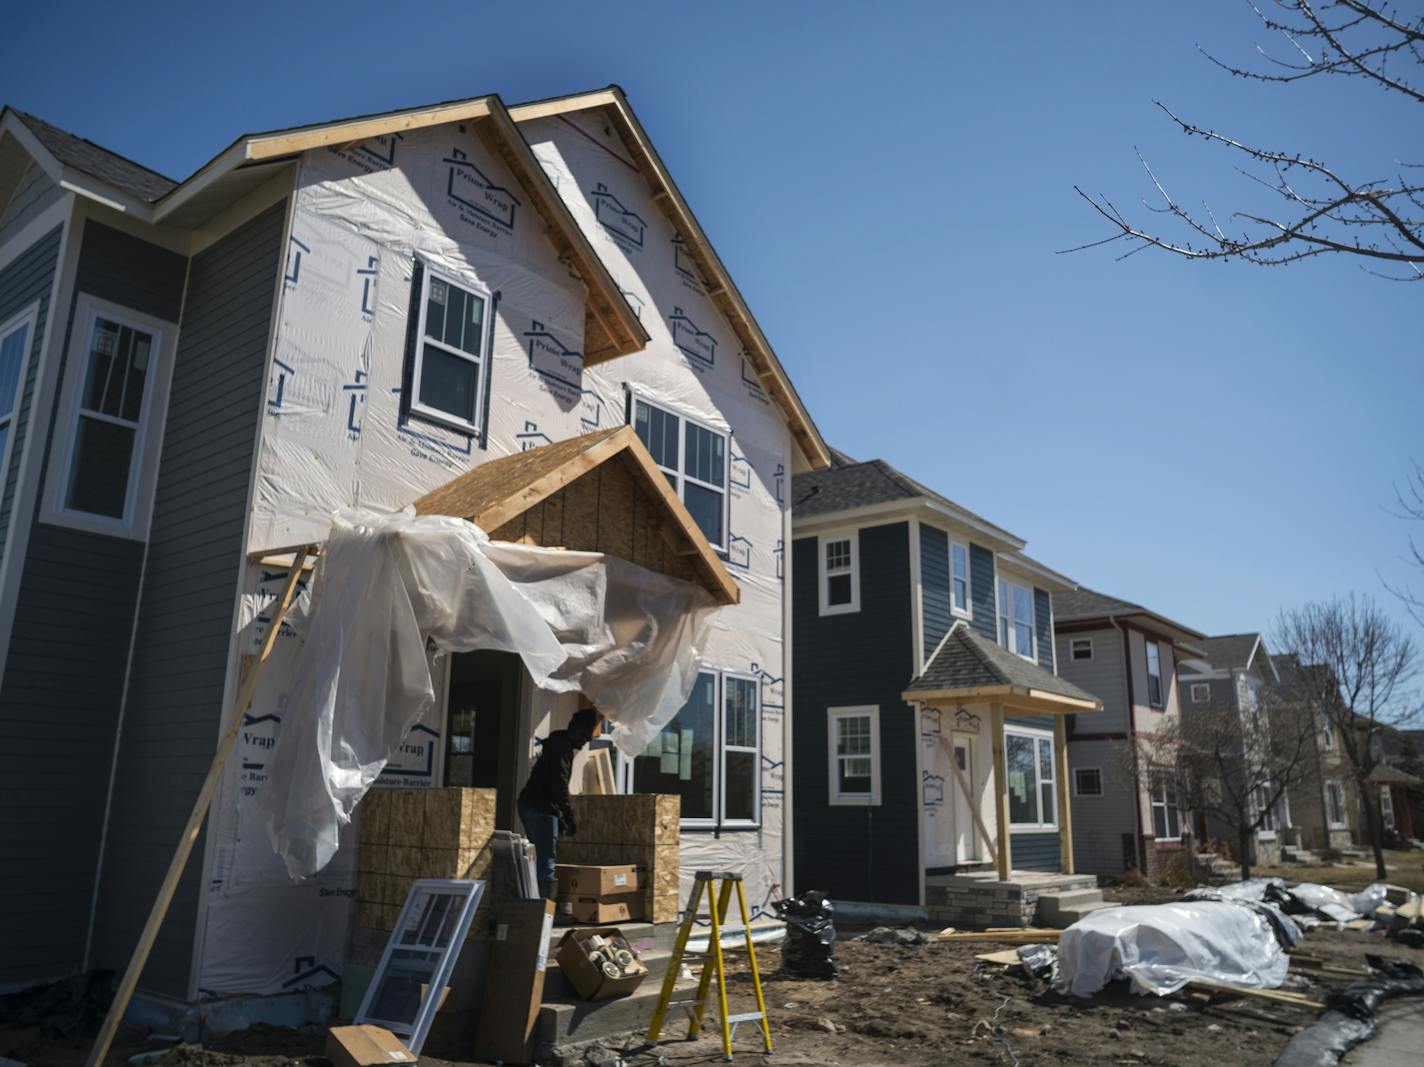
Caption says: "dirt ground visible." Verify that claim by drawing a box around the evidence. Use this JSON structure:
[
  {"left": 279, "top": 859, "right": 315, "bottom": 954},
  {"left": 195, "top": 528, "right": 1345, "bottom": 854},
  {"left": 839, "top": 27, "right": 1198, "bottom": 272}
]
[{"left": 4, "top": 852, "right": 1423, "bottom": 1067}]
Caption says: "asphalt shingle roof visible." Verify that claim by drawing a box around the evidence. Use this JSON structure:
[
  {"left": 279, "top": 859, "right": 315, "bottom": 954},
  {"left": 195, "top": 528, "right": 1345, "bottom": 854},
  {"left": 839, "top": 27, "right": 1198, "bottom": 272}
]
[
  {"left": 12, "top": 110, "right": 177, "bottom": 203},
  {"left": 1195, "top": 634, "right": 1263, "bottom": 672},
  {"left": 905, "top": 622, "right": 1100, "bottom": 705},
  {"left": 792, "top": 453, "right": 1019, "bottom": 542}
]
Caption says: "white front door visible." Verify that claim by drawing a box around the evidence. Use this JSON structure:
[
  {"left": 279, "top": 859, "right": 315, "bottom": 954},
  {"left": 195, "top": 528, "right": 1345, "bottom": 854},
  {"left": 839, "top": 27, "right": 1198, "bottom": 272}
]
[{"left": 953, "top": 736, "right": 978, "bottom": 863}]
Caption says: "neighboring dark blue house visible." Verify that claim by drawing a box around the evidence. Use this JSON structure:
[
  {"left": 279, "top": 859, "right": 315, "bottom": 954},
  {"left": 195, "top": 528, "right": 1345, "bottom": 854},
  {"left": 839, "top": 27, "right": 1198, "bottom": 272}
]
[{"left": 790, "top": 450, "right": 1102, "bottom": 910}]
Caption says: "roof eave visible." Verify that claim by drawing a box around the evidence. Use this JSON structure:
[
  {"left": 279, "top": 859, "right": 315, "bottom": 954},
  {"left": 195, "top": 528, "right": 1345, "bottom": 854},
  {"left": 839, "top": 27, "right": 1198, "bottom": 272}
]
[
  {"left": 508, "top": 87, "right": 831, "bottom": 471},
  {"left": 3, "top": 110, "right": 156, "bottom": 220},
  {"left": 793, "top": 496, "right": 1024, "bottom": 551},
  {"left": 902, "top": 684, "right": 1102, "bottom": 714}
]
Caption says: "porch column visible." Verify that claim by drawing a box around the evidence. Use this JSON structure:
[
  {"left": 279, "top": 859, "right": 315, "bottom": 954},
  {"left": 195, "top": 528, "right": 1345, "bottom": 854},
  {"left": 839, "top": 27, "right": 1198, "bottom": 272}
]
[
  {"left": 1055, "top": 714, "right": 1074, "bottom": 874},
  {"left": 990, "top": 702, "right": 1012, "bottom": 880}
]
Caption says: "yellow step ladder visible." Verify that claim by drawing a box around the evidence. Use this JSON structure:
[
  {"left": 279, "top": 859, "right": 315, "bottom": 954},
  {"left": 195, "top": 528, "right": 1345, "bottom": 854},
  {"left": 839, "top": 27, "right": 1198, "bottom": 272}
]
[{"left": 646, "top": 870, "right": 773, "bottom": 1062}]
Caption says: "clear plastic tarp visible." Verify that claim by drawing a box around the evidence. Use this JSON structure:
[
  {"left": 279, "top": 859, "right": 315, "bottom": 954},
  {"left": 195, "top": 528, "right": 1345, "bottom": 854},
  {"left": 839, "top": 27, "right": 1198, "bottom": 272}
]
[
  {"left": 1055, "top": 901, "right": 1297, "bottom": 997},
  {"left": 256, "top": 507, "right": 717, "bottom": 878}
]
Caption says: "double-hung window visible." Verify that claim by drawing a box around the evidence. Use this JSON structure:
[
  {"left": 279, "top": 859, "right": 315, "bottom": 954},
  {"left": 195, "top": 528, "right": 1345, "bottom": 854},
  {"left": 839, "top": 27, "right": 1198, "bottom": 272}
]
[
  {"left": 631, "top": 396, "right": 728, "bottom": 550},
  {"left": 47, "top": 296, "right": 174, "bottom": 538},
  {"left": 631, "top": 669, "right": 760, "bottom": 828},
  {"left": 950, "top": 541, "right": 970, "bottom": 616},
  {"left": 828, "top": 706, "right": 880, "bottom": 804},
  {"left": 998, "top": 578, "right": 1035, "bottom": 660},
  {"left": 410, "top": 266, "right": 493, "bottom": 435},
  {"left": 1146, "top": 642, "right": 1165, "bottom": 708},
  {"left": 1322, "top": 718, "right": 1334, "bottom": 752},
  {"left": 819, "top": 533, "right": 858, "bottom": 615},
  {"left": 1150, "top": 771, "right": 1181, "bottom": 840},
  {"left": 0, "top": 306, "right": 36, "bottom": 482},
  {"left": 1326, "top": 780, "right": 1346, "bottom": 828},
  {"left": 1256, "top": 785, "right": 1278, "bottom": 833},
  {"left": 1005, "top": 729, "right": 1056, "bottom": 828}
]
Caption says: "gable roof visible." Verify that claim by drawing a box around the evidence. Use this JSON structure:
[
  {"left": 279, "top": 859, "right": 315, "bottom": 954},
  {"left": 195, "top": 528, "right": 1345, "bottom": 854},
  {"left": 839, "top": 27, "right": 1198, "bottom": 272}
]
[
  {"left": 903, "top": 622, "right": 1101, "bottom": 710},
  {"left": 1053, "top": 586, "right": 1205, "bottom": 644},
  {"left": 508, "top": 86, "right": 830, "bottom": 471},
  {"left": 411, "top": 426, "right": 738, "bottom": 605},
  {"left": 6, "top": 108, "right": 178, "bottom": 202},
  {"left": 1195, "top": 633, "right": 1273, "bottom": 676},
  {"left": 792, "top": 454, "right": 1023, "bottom": 549}
]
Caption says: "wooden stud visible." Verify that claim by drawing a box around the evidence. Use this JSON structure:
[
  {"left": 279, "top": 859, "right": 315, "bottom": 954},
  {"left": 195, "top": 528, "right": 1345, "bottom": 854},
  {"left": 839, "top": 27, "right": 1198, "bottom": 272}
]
[
  {"left": 1055, "top": 714, "right": 1074, "bottom": 874},
  {"left": 87, "top": 547, "right": 313, "bottom": 1067},
  {"left": 990, "top": 703, "right": 1012, "bottom": 881}
]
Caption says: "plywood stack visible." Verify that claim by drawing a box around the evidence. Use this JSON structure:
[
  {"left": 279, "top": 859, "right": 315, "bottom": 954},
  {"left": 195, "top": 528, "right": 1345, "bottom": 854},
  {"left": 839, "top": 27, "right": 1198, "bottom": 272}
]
[
  {"left": 560, "top": 795, "right": 681, "bottom": 923},
  {"left": 354, "top": 787, "right": 499, "bottom": 935}
]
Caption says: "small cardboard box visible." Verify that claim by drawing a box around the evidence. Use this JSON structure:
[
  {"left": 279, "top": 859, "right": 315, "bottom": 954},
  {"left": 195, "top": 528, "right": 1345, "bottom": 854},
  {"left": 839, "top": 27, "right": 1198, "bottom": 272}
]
[
  {"left": 554, "top": 927, "right": 648, "bottom": 1001},
  {"left": 325, "top": 1025, "right": 416, "bottom": 1067},
  {"left": 473, "top": 899, "right": 556, "bottom": 1065},
  {"left": 556, "top": 863, "right": 639, "bottom": 897},
  {"left": 567, "top": 892, "right": 644, "bottom": 924}
]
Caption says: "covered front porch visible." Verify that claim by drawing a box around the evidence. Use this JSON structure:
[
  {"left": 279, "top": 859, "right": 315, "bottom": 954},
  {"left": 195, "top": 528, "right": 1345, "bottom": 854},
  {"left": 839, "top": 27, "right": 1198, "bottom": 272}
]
[{"left": 905, "top": 623, "right": 1110, "bottom": 927}]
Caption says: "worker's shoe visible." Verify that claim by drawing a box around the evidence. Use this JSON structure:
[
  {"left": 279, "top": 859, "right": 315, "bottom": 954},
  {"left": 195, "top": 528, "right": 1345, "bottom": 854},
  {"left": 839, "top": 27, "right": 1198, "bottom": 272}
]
[{"left": 542, "top": 879, "right": 559, "bottom": 902}]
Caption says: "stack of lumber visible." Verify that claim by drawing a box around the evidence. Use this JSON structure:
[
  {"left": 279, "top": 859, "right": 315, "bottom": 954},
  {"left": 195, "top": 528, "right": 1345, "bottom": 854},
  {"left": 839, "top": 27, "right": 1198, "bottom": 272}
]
[
  {"left": 937, "top": 927, "right": 1061, "bottom": 944},
  {"left": 561, "top": 794, "right": 681, "bottom": 923}
]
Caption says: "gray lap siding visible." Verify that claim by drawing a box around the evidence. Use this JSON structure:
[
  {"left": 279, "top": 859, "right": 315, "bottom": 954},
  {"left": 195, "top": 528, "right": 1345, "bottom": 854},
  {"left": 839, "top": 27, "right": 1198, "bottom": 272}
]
[
  {"left": 792, "top": 522, "right": 920, "bottom": 905},
  {"left": 90, "top": 203, "right": 285, "bottom": 996}
]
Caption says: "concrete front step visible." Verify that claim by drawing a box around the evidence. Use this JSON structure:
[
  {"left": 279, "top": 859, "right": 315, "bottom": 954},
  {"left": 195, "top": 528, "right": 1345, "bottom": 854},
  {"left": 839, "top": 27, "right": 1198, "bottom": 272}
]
[
  {"left": 536, "top": 975, "right": 703, "bottom": 1048},
  {"left": 1036, "top": 888, "right": 1117, "bottom": 928}
]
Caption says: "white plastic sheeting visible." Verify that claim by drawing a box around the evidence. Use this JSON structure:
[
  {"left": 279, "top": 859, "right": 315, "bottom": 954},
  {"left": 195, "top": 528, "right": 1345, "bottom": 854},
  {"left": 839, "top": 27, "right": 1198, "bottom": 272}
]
[
  {"left": 256, "top": 507, "right": 716, "bottom": 878},
  {"left": 197, "top": 111, "right": 794, "bottom": 995},
  {"left": 1056, "top": 901, "right": 1295, "bottom": 997}
]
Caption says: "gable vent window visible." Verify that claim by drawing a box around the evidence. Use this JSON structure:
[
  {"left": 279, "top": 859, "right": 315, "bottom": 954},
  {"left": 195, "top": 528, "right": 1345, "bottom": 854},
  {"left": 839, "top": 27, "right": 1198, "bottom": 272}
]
[
  {"left": 1071, "top": 638, "right": 1093, "bottom": 661},
  {"left": 1191, "top": 683, "right": 1210, "bottom": 704},
  {"left": 411, "top": 267, "right": 493, "bottom": 435},
  {"left": 631, "top": 396, "right": 728, "bottom": 550},
  {"left": 818, "top": 533, "right": 858, "bottom": 615}
]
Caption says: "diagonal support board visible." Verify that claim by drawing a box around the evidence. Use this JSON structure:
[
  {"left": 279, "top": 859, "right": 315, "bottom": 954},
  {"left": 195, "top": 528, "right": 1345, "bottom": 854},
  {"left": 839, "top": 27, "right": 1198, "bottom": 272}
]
[
  {"left": 87, "top": 547, "right": 313, "bottom": 1067},
  {"left": 940, "top": 734, "right": 997, "bottom": 865}
]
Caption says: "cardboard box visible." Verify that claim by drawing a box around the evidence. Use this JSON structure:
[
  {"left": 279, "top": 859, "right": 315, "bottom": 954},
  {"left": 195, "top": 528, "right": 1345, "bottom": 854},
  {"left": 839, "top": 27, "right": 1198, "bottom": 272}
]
[
  {"left": 554, "top": 927, "right": 648, "bottom": 1001},
  {"left": 473, "top": 899, "right": 555, "bottom": 1066},
  {"left": 325, "top": 1025, "right": 416, "bottom": 1067},
  {"left": 565, "top": 892, "right": 644, "bottom": 924},
  {"left": 556, "top": 863, "right": 639, "bottom": 897}
]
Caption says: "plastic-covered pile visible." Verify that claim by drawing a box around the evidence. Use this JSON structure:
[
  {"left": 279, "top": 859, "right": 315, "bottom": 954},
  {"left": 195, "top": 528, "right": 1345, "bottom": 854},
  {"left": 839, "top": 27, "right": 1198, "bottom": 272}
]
[
  {"left": 772, "top": 891, "right": 838, "bottom": 980},
  {"left": 1190, "top": 879, "right": 1394, "bottom": 925},
  {"left": 257, "top": 507, "right": 717, "bottom": 878},
  {"left": 1055, "top": 900, "right": 1299, "bottom": 997}
]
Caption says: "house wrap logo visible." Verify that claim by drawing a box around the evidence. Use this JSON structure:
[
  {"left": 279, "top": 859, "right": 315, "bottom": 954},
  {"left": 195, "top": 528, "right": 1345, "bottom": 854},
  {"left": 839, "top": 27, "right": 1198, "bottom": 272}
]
[
  {"left": 330, "top": 133, "right": 402, "bottom": 174},
  {"left": 524, "top": 320, "right": 585, "bottom": 391},
  {"left": 669, "top": 307, "right": 717, "bottom": 368},
  {"left": 443, "top": 147, "right": 519, "bottom": 234},
  {"left": 591, "top": 182, "right": 646, "bottom": 249}
]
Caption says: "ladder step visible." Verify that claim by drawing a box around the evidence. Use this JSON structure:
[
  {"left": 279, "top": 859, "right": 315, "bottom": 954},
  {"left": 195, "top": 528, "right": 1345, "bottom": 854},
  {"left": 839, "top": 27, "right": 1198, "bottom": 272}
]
[
  {"left": 665, "top": 998, "right": 706, "bottom": 1009},
  {"left": 724, "top": 1011, "right": 765, "bottom": 1024}
]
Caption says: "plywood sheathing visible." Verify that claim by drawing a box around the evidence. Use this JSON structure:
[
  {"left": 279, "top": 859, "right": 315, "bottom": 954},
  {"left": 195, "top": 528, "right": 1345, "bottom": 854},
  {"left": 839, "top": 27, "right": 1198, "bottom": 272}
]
[
  {"left": 561, "top": 794, "right": 682, "bottom": 924},
  {"left": 410, "top": 426, "right": 739, "bottom": 605}
]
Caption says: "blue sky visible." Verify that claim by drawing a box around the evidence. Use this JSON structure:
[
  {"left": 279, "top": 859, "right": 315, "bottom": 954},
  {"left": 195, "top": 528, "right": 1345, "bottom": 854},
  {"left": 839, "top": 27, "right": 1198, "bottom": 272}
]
[{"left": 4, "top": 1, "right": 1420, "bottom": 642}]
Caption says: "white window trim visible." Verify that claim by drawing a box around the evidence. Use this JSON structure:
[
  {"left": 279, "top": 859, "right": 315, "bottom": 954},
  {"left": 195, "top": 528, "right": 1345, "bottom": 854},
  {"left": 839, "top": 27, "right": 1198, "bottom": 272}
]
[
  {"left": 628, "top": 388, "right": 730, "bottom": 552},
  {"left": 1073, "top": 766, "right": 1103, "bottom": 797},
  {"left": 1190, "top": 682, "right": 1210, "bottom": 704},
  {"left": 1070, "top": 637, "right": 1093, "bottom": 661},
  {"left": 408, "top": 262, "right": 495, "bottom": 436},
  {"left": 949, "top": 538, "right": 972, "bottom": 619},
  {"left": 828, "top": 705, "right": 881, "bottom": 805},
  {"left": 1149, "top": 771, "right": 1182, "bottom": 842},
  {"left": 41, "top": 294, "right": 176, "bottom": 541},
  {"left": 998, "top": 577, "right": 1036, "bottom": 662},
  {"left": 1321, "top": 718, "right": 1334, "bottom": 752},
  {"left": 0, "top": 302, "right": 39, "bottom": 505},
  {"left": 818, "top": 530, "right": 860, "bottom": 616},
  {"left": 720, "top": 671, "right": 761, "bottom": 829},
  {"left": 1004, "top": 726, "right": 1057, "bottom": 830}
]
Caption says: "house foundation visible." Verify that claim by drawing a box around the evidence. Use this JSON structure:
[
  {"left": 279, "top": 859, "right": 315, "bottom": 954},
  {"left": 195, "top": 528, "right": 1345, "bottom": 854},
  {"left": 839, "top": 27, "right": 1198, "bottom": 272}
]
[{"left": 926, "top": 870, "right": 1098, "bottom": 928}]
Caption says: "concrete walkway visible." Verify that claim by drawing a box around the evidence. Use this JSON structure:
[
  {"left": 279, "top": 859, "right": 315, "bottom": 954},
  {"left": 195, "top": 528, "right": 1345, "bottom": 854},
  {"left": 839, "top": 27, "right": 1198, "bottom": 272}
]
[{"left": 1342, "top": 998, "right": 1424, "bottom": 1067}]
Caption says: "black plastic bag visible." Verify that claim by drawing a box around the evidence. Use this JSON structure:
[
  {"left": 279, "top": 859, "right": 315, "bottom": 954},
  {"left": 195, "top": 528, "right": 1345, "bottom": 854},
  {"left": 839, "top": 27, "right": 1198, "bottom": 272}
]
[
  {"left": 772, "top": 890, "right": 838, "bottom": 980},
  {"left": 1272, "top": 959, "right": 1424, "bottom": 1067}
]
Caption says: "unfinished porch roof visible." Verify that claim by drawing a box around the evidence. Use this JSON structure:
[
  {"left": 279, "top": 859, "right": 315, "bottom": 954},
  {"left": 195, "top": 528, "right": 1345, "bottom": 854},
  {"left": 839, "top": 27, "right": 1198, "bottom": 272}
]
[
  {"left": 411, "top": 426, "right": 740, "bottom": 606},
  {"left": 902, "top": 621, "right": 1102, "bottom": 715}
]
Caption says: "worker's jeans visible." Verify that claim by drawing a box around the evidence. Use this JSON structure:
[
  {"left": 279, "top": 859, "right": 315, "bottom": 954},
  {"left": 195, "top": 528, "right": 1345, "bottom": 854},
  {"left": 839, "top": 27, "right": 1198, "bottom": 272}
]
[{"left": 517, "top": 802, "right": 558, "bottom": 885}]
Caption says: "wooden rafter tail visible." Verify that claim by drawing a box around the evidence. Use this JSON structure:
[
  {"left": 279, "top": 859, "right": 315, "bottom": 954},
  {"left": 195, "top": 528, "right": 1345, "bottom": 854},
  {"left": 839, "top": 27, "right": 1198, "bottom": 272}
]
[{"left": 87, "top": 547, "right": 313, "bottom": 1067}]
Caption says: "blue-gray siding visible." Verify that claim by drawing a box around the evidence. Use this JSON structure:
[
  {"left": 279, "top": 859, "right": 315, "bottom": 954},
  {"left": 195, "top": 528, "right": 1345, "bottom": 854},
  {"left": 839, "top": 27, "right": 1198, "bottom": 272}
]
[
  {"left": 1010, "top": 831, "right": 1060, "bottom": 872},
  {"left": 1034, "top": 588, "right": 1054, "bottom": 672},
  {"left": 1007, "top": 589, "right": 1062, "bottom": 871},
  {"left": 968, "top": 544, "right": 996, "bottom": 640},
  {"left": 0, "top": 226, "right": 60, "bottom": 562},
  {"left": 0, "top": 219, "right": 187, "bottom": 986},
  {"left": 793, "top": 523, "right": 920, "bottom": 905},
  {"left": 90, "top": 203, "right": 284, "bottom": 995},
  {"left": 0, "top": 166, "right": 62, "bottom": 247},
  {"left": 920, "top": 524, "right": 949, "bottom": 662}
]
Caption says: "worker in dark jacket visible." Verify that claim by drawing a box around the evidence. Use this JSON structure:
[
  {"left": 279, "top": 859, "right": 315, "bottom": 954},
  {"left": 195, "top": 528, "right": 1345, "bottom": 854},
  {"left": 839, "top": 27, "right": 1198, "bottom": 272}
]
[{"left": 518, "top": 706, "right": 598, "bottom": 900}]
